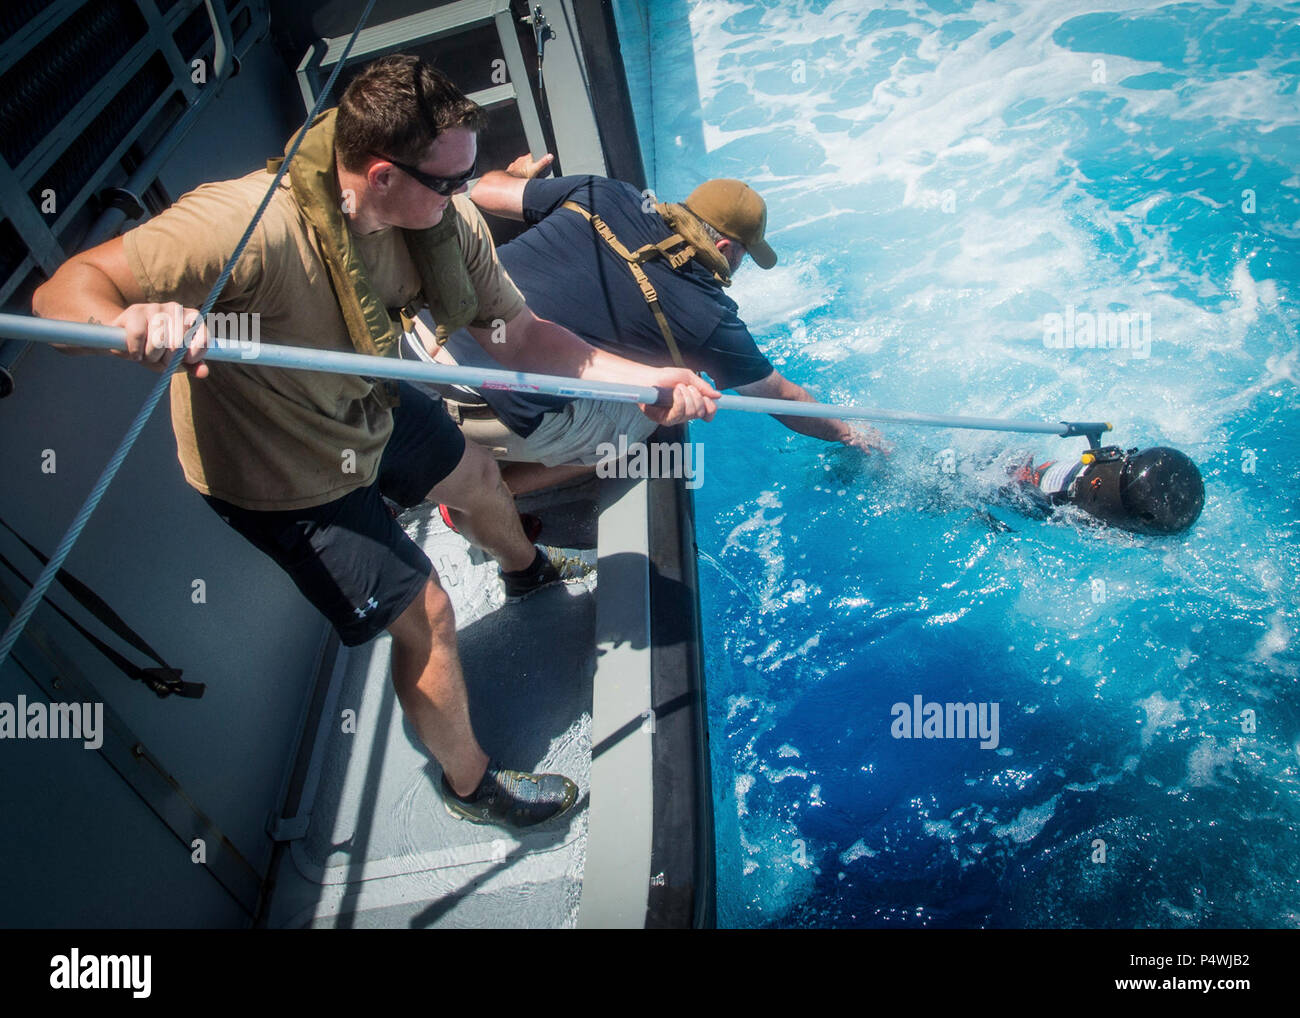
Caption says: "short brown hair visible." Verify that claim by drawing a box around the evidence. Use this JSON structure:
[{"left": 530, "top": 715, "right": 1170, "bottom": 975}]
[{"left": 335, "top": 54, "right": 488, "bottom": 172}]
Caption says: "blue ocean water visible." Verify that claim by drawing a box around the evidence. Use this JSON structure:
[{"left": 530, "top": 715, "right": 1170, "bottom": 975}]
[{"left": 629, "top": 0, "right": 1300, "bottom": 927}]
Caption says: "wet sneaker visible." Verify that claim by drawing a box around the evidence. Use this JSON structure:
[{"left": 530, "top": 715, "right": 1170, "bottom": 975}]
[
  {"left": 440, "top": 762, "right": 579, "bottom": 828},
  {"left": 499, "top": 547, "right": 562, "bottom": 601}
]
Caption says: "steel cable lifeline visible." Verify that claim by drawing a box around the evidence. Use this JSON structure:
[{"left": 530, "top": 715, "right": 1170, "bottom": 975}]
[{"left": 0, "top": 0, "right": 379, "bottom": 673}]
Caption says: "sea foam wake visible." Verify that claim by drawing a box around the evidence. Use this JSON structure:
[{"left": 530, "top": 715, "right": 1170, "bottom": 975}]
[{"left": 629, "top": 0, "right": 1300, "bottom": 926}]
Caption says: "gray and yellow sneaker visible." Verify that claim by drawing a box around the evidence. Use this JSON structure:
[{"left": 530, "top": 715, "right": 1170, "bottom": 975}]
[
  {"left": 440, "top": 762, "right": 579, "bottom": 828},
  {"left": 499, "top": 548, "right": 563, "bottom": 601}
]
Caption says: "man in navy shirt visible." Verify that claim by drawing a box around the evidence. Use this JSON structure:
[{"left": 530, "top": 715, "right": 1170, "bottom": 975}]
[{"left": 415, "top": 154, "right": 887, "bottom": 493}]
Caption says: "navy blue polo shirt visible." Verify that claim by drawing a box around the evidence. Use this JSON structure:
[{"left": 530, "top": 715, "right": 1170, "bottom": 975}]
[{"left": 444, "top": 174, "right": 774, "bottom": 436}]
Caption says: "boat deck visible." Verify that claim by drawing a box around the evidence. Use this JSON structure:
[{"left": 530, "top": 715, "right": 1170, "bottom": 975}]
[{"left": 263, "top": 481, "right": 605, "bottom": 928}]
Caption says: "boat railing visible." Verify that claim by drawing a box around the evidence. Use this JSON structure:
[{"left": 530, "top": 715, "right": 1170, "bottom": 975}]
[
  {"left": 0, "top": 0, "right": 269, "bottom": 398},
  {"left": 294, "top": 0, "right": 550, "bottom": 161}
]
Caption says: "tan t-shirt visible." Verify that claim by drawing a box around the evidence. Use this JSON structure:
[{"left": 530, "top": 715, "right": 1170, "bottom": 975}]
[{"left": 123, "top": 170, "right": 526, "bottom": 510}]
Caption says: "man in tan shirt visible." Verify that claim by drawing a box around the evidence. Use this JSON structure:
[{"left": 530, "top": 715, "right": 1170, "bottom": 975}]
[{"left": 33, "top": 55, "right": 719, "bottom": 829}]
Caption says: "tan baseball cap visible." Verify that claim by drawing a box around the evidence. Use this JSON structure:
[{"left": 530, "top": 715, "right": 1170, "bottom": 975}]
[{"left": 683, "top": 179, "right": 777, "bottom": 269}]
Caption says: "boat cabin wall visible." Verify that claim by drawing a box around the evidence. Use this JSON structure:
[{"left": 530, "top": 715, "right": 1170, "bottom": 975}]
[{"left": 0, "top": 33, "right": 328, "bottom": 928}]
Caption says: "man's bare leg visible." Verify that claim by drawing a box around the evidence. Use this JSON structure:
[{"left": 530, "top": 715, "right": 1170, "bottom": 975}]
[
  {"left": 500, "top": 461, "right": 596, "bottom": 497},
  {"left": 387, "top": 576, "right": 489, "bottom": 797},
  {"left": 431, "top": 440, "right": 535, "bottom": 573}
]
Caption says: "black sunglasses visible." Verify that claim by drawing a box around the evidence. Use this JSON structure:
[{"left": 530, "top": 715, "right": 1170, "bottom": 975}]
[{"left": 375, "top": 153, "right": 476, "bottom": 196}]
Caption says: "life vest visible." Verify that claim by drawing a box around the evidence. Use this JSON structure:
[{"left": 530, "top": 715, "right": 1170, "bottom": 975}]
[
  {"left": 266, "top": 108, "right": 479, "bottom": 366},
  {"left": 559, "top": 198, "right": 734, "bottom": 369}
]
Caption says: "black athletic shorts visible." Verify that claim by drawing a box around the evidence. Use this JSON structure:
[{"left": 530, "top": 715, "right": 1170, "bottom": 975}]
[{"left": 202, "top": 382, "right": 467, "bottom": 646}]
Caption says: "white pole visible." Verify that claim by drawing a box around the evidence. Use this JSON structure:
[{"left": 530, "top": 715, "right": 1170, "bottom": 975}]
[{"left": 0, "top": 314, "right": 1111, "bottom": 440}]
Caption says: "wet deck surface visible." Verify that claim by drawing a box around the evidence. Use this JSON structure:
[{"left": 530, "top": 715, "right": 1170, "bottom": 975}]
[{"left": 265, "top": 483, "right": 599, "bottom": 928}]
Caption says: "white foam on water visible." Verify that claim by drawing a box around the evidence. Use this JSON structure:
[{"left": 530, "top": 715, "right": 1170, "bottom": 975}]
[
  {"left": 1251, "top": 609, "right": 1292, "bottom": 663},
  {"left": 755, "top": 631, "right": 822, "bottom": 671},
  {"left": 840, "top": 839, "right": 878, "bottom": 865},
  {"left": 734, "top": 772, "right": 754, "bottom": 818},
  {"left": 725, "top": 693, "right": 755, "bottom": 721},
  {"left": 1185, "top": 738, "right": 1234, "bottom": 787},
  {"left": 680, "top": 0, "right": 1297, "bottom": 455},
  {"left": 1138, "top": 691, "right": 1186, "bottom": 749},
  {"left": 922, "top": 817, "right": 960, "bottom": 842},
  {"left": 1173, "top": 70, "right": 1300, "bottom": 134},
  {"left": 1064, "top": 754, "right": 1141, "bottom": 793},
  {"left": 992, "top": 795, "right": 1060, "bottom": 844},
  {"left": 726, "top": 260, "right": 834, "bottom": 333},
  {"left": 686, "top": 0, "right": 1300, "bottom": 927},
  {"left": 721, "top": 490, "right": 784, "bottom": 554},
  {"left": 764, "top": 765, "right": 808, "bottom": 784}
]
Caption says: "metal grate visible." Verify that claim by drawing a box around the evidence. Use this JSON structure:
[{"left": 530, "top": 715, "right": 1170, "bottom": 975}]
[
  {"left": 0, "top": 0, "right": 147, "bottom": 169},
  {"left": 0, "top": 0, "right": 55, "bottom": 43},
  {"left": 27, "top": 55, "right": 174, "bottom": 212},
  {"left": 0, "top": 219, "right": 26, "bottom": 283},
  {"left": 0, "top": 0, "right": 269, "bottom": 347},
  {"left": 174, "top": 2, "right": 217, "bottom": 62}
]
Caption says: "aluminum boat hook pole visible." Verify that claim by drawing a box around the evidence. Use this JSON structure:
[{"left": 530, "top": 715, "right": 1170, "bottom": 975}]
[{"left": 0, "top": 314, "right": 1114, "bottom": 444}]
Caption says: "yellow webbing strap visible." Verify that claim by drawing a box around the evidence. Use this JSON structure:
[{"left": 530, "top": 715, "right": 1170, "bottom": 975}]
[
  {"left": 396, "top": 297, "right": 420, "bottom": 336},
  {"left": 562, "top": 200, "right": 687, "bottom": 368},
  {"left": 393, "top": 295, "right": 454, "bottom": 348}
]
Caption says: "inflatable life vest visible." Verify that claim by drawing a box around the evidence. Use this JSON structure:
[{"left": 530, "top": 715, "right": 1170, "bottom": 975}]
[{"left": 266, "top": 108, "right": 480, "bottom": 367}]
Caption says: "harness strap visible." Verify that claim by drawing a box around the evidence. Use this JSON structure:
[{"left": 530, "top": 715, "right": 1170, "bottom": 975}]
[
  {"left": 393, "top": 298, "right": 421, "bottom": 337},
  {"left": 630, "top": 235, "right": 697, "bottom": 270},
  {"left": 561, "top": 200, "right": 687, "bottom": 368}
]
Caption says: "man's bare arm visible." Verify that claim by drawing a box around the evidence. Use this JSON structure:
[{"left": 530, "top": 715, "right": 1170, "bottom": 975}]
[
  {"left": 464, "top": 307, "right": 719, "bottom": 427},
  {"left": 468, "top": 153, "right": 554, "bottom": 221},
  {"left": 734, "top": 370, "right": 890, "bottom": 453},
  {"left": 34, "top": 237, "right": 143, "bottom": 330},
  {"left": 32, "top": 236, "right": 209, "bottom": 376}
]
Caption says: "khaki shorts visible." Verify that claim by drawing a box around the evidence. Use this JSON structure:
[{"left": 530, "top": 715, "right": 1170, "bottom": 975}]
[
  {"left": 403, "top": 323, "right": 657, "bottom": 467},
  {"left": 459, "top": 398, "right": 660, "bottom": 467}
]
